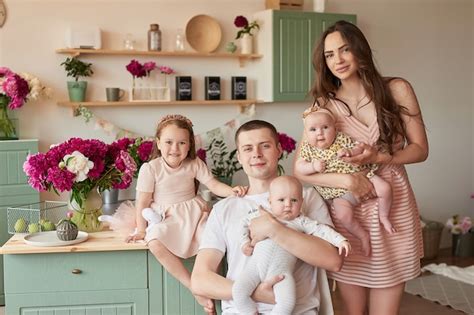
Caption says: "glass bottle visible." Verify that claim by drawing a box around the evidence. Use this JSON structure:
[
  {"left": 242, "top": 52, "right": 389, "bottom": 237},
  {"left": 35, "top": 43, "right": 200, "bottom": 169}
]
[
  {"left": 148, "top": 24, "right": 161, "bottom": 51},
  {"left": 175, "top": 29, "right": 185, "bottom": 51}
]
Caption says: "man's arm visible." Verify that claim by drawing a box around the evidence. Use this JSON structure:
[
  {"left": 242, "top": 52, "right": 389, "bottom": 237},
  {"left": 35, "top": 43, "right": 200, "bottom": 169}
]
[
  {"left": 191, "top": 248, "right": 280, "bottom": 303},
  {"left": 249, "top": 211, "right": 342, "bottom": 271},
  {"left": 191, "top": 248, "right": 233, "bottom": 300}
]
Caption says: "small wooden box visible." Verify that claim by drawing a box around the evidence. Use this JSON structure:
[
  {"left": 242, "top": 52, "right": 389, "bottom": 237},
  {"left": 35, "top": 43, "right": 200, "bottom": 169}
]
[{"left": 265, "top": 0, "right": 304, "bottom": 10}]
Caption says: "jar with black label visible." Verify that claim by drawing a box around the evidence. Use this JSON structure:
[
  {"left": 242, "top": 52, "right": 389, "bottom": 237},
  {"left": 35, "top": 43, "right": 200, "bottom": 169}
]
[{"left": 148, "top": 24, "right": 161, "bottom": 51}]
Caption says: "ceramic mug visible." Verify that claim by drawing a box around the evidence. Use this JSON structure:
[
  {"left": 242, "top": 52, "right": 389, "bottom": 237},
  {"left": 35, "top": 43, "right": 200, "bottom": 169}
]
[{"left": 106, "top": 87, "right": 125, "bottom": 102}]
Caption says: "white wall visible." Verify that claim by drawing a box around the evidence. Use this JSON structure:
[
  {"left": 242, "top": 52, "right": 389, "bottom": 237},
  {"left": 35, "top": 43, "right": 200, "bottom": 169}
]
[{"left": 1, "top": 0, "right": 472, "bottom": 247}]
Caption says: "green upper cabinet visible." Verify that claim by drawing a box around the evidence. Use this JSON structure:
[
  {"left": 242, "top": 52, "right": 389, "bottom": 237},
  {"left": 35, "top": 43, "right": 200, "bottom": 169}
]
[{"left": 255, "top": 10, "right": 356, "bottom": 102}]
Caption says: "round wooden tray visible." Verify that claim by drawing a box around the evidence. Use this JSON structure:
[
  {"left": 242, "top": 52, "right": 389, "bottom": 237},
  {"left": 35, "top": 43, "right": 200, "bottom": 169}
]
[{"left": 185, "top": 14, "right": 222, "bottom": 53}]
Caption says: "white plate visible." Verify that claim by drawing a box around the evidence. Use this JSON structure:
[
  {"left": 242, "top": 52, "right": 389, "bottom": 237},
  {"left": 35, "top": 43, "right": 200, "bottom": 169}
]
[{"left": 23, "top": 231, "right": 89, "bottom": 247}]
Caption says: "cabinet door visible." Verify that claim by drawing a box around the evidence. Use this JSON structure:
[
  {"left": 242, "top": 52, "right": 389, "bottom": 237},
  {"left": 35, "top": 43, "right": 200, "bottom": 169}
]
[
  {"left": 5, "top": 289, "right": 148, "bottom": 315},
  {"left": 0, "top": 139, "right": 39, "bottom": 305},
  {"left": 271, "top": 11, "right": 356, "bottom": 102},
  {"left": 273, "top": 11, "right": 316, "bottom": 102},
  {"left": 148, "top": 253, "right": 222, "bottom": 315}
]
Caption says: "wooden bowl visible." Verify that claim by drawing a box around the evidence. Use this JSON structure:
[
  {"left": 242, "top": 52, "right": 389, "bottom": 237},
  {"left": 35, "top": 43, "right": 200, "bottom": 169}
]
[{"left": 185, "top": 15, "right": 222, "bottom": 53}]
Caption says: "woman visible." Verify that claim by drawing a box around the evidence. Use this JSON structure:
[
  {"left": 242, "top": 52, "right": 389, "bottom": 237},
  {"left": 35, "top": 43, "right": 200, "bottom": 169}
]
[{"left": 293, "top": 20, "right": 428, "bottom": 315}]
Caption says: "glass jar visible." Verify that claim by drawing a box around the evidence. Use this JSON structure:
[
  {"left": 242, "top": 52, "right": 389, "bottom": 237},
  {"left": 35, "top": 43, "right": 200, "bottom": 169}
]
[
  {"left": 175, "top": 28, "right": 185, "bottom": 51},
  {"left": 148, "top": 23, "right": 161, "bottom": 51}
]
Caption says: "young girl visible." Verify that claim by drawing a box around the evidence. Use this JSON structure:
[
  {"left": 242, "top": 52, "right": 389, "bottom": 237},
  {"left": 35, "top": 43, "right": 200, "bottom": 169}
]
[
  {"left": 295, "top": 107, "right": 394, "bottom": 256},
  {"left": 118, "top": 114, "right": 246, "bottom": 307}
]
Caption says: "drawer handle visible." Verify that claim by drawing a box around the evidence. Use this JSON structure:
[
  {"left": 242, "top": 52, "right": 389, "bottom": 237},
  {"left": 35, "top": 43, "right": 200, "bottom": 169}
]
[{"left": 71, "top": 269, "right": 82, "bottom": 274}]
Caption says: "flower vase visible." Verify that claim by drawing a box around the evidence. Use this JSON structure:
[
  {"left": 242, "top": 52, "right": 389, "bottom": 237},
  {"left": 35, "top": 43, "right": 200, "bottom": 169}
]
[
  {"left": 69, "top": 187, "right": 103, "bottom": 232},
  {"left": 0, "top": 99, "right": 18, "bottom": 140},
  {"left": 452, "top": 232, "right": 474, "bottom": 257},
  {"left": 240, "top": 34, "right": 253, "bottom": 54}
]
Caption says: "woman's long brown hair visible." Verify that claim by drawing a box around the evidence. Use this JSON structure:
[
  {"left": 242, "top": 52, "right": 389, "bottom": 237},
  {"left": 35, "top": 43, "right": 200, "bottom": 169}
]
[{"left": 311, "top": 20, "right": 413, "bottom": 153}]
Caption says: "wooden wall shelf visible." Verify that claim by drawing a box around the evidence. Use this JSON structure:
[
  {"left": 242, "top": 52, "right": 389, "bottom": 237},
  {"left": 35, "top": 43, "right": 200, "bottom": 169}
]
[
  {"left": 56, "top": 49, "right": 262, "bottom": 67},
  {"left": 57, "top": 99, "right": 261, "bottom": 115}
]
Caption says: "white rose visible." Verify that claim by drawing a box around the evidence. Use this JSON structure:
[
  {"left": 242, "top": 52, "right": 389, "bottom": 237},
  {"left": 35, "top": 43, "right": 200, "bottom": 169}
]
[{"left": 62, "top": 151, "right": 94, "bottom": 182}]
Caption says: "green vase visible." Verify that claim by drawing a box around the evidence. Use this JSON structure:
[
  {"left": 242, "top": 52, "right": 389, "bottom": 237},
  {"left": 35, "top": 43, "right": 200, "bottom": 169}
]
[
  {"left": 0, "top": 98, "right": 19, "bottom": 140},
  {"left": 69, "top": 187, "right": 103, "bottom": 232}
]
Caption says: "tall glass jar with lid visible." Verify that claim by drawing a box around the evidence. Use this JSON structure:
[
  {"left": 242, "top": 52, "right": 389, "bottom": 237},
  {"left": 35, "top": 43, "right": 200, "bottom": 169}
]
[{"left": 148, "top": 24, "right": 161, "bottom": 51}]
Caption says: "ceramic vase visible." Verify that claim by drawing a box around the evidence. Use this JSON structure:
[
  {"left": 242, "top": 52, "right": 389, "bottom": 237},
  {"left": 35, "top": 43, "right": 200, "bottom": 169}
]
[{"left": 240, "top": 34, "right": 253, "bottom": 54}]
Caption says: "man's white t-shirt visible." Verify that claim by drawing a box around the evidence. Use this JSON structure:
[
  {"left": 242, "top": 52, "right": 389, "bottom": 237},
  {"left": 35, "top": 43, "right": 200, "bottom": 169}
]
[{"left": 199, "top": 188, "right": 334, "bottom": 315}]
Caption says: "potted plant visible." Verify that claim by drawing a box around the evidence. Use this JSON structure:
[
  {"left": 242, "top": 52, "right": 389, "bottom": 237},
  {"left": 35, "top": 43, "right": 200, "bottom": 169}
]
[{"left": 60, "top": 57, "right": 93, "bottom": 102}]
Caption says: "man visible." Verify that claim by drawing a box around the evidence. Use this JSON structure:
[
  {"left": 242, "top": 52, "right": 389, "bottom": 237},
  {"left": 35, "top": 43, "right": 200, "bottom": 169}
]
[{"left": 191, "top": 120, "right": 342, "bottom": 315}]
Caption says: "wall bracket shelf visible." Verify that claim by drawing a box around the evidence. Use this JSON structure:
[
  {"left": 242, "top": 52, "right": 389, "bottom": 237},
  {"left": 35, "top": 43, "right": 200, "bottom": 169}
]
[
  {"left": 56, "top": 49, "right": 262, "bottom": 67},
  {"left": 57, "top": 100, "right": 261, "bottom": 116}
]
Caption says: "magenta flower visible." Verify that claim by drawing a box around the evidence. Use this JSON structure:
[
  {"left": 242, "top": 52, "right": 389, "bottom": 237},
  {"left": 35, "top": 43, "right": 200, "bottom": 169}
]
[
  {"left": 159, "top": 66, "right": 174, "bottom": 75},
  {"left": 234, "top": 15, "right": 249, "bottom": 28},
  {"left": 2, "top": 73, "right": 30, "bottom": 109},
  {"left": 126, "top": 59, "right": 146, "bottom": 78},
  {"left": 197, "top": 148, "right": 207, "bottom": 163},
  {"left": 278, "top": 132, "right": 296, "bottom": 155},
  {"left": 143, "top": 62, "right": 156, "bottom": 76},
  {"left": 137, "top": 141, "right": 153, "bottom": 162}
]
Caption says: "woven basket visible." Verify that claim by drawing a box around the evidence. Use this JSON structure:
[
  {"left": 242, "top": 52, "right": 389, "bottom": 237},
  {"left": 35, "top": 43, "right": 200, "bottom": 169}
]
[
  {"left": 265, "top": 0, "right": 304, "bottom": 10},
  {"left": 422, "top": 221, "right": 444, "bottom": 259}
]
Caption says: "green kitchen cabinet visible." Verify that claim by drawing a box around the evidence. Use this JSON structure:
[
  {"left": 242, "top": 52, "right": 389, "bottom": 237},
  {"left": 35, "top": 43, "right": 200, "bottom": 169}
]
[
  {"left": 0, "top": 139, "right": 39, "bottom": 305},
  {"left": 2, "top": 231, "right": 222, "bottom": 315},
  {"left": 255, "top": 10, "right": 356, "bottom": 102}
]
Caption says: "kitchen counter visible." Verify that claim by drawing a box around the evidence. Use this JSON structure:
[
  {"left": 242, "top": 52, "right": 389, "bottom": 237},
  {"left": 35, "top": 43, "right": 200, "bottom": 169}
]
[
  {"left": 0, "top": 230, "right": 146, "bottom": 254},
  {"left": 0, "top": 230, "right": 210, "bottom": 314}
]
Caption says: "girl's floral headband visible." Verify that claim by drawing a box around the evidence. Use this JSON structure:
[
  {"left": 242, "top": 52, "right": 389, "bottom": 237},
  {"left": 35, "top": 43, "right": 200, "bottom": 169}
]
[
  {"left": 302, "top": 104, "right": 335, "bottom": 121},
  {"left": 158, "top": 114, "right": 193, "bottom": 128}
]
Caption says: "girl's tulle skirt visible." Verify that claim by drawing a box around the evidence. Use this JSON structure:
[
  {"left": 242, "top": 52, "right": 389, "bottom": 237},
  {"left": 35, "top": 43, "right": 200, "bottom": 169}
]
[{"left": 99, "top": 201, "right": 136, "bottom": 237}]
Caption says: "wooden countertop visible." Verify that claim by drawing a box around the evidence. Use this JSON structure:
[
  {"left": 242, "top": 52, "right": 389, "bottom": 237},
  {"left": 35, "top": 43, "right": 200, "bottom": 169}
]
[{"left": 0, "top": 230, "right": 147, "bottom": 254}]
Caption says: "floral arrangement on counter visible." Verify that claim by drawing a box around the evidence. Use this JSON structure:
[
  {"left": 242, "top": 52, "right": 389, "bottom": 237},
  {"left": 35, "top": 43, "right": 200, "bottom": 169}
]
[
  {"left": 23, "top": 137, "right": 153, "bottom": 231},
  {"left": 446, "top": 215, "right": 473, "bottom": 235},
  {"left": 0, "top": 67, "right": 51, "bottom": 138},
  {"left": 234, "top": 15, "right": 260, "bottom": 39}
]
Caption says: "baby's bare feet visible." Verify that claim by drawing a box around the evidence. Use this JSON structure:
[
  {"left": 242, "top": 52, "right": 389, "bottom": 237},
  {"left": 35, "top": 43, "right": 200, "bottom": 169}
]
[
  {"left": 360, "top": 234, "right": 371, "bottom": 257},
  {"left": 380, "top": 217, "right": 396, "bottom": 234}
]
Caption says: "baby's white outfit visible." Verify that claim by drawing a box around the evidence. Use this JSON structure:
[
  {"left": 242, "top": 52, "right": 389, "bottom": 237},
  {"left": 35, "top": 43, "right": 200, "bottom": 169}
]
[{"left": 232, "top": 208, "right": 347, "bottom": 315}]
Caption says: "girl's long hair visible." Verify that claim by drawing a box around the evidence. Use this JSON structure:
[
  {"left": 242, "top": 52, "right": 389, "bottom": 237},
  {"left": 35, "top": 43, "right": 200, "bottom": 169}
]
[{"left": 311, "top": 20, "right": 413, "bottom": 153}]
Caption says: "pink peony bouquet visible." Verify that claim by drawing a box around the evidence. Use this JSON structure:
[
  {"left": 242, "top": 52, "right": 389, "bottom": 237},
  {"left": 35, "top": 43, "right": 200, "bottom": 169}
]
[
  {"left": 0, "top": 67, "right": 51, "bottom": 138},
  {"left": 446, "top": 215, "right": 473, "bottom": 235},
  {"left": 234, "top": 15, "right": 260, "bottom": 39},
  {"left": 23, "top": 137, "right": 145, "bottom": 207}
]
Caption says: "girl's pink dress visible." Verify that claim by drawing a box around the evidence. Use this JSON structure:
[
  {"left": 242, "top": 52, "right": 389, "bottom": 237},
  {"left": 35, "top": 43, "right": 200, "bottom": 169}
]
[
  {"left": 113, "top": 157, "right": 213, "bottom": 259},
  {"left": 327, "top": 98, "right": 423, "bottom": 288}
]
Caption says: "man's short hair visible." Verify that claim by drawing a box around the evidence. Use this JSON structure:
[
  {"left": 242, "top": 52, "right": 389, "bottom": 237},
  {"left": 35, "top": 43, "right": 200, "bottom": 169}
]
[{"left": 235, "top": 120, "right": 279, "bottom": 146}]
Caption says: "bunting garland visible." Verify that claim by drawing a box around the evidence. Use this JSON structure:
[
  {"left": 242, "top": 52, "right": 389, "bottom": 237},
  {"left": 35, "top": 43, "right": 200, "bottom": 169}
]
[{"left": 75, "top": 105, "right": 256, "bottom": 150}]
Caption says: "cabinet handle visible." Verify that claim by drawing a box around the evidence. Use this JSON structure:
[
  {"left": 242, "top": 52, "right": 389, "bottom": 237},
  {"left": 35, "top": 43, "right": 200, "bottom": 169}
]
[{"left": 71, "top": 268, "right": 82, "bottom": 274}]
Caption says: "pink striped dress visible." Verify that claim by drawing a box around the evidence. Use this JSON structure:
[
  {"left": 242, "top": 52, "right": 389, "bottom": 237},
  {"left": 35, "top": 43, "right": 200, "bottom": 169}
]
[{"left": 326, "top": 98, "right": 423, "bottom": 288}]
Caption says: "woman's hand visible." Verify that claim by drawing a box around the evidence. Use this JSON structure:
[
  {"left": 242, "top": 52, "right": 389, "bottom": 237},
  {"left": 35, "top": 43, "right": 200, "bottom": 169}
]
[
  {"left": 348, "top": 171, "right": 376, "bottom": 203},
  {"left": 341, "top": 142, "right": 378, "bottom": 166},
  {"left": 249, "top": 207, "right": 282, "bottom": 246}
]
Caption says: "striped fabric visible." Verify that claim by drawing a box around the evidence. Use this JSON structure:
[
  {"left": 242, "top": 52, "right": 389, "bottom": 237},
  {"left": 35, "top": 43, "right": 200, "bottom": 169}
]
[{"left": 327, "top": 99, "right": 423, "bottom": 288}]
